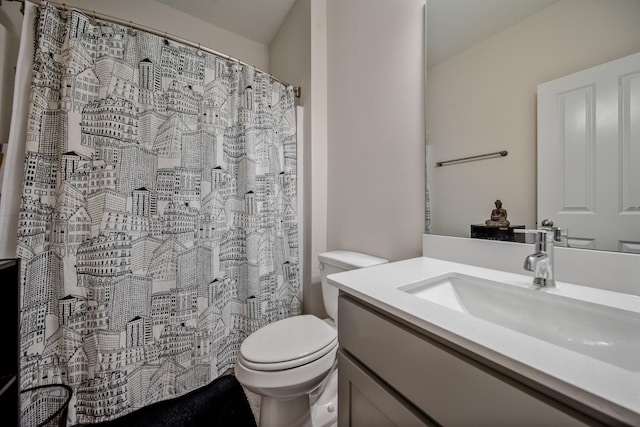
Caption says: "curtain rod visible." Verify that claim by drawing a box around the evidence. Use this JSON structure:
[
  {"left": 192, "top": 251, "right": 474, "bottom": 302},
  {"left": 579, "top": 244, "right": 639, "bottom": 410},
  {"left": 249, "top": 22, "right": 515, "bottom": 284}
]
[{"left": 8, "top": 0, "right": 300, "bottom": 96}]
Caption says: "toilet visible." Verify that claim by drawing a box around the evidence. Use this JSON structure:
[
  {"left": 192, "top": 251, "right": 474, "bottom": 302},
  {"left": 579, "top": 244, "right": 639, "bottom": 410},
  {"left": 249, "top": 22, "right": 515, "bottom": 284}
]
[{"left": 234, "top": 250, "right": 388, "bottom": 427}]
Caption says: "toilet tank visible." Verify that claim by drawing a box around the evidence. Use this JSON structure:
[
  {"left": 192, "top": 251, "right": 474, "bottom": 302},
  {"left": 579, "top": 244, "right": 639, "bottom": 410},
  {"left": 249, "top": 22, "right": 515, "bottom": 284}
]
[{"left": 318, "top": 251, "right": 388, "bottom": 324}]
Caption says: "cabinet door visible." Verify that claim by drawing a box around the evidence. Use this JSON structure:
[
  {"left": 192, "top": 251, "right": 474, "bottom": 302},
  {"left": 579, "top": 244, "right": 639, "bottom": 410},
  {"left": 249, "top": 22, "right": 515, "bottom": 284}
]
[{"left": 338, "top": 351, "right": 436, "bottom": 427}]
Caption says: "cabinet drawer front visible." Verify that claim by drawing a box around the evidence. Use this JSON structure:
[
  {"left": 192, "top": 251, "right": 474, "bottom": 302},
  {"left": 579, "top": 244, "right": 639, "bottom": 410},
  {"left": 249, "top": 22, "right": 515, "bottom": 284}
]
[
  {"left": 339, "top": 296, "right": 591, "bottom": 427},
  {"left": 338, "top": 351, "right": 436, "bottom": 427}
]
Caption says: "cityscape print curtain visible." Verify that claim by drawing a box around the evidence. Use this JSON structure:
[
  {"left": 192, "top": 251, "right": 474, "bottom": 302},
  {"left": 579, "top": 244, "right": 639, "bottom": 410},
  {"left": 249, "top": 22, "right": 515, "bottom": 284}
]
[{"left": 18, "top": 3, "right": 300, "bottom": 424}]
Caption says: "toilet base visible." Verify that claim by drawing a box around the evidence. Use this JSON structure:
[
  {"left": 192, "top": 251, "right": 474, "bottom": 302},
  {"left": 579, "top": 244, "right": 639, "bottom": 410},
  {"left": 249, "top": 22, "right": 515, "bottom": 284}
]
[
  {"left": 259, "top": 395, "right": 312, "bottom": 427},
  {"left": 310, "top": 368, "right": 338, "bottom": 427},
  {"left": 255, "top": 367, "right": 338, "bottom": 427}
]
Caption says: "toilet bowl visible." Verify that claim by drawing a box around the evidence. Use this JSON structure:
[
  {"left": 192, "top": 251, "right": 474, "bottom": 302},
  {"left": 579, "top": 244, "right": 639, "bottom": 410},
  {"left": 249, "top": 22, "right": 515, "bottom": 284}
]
[{"left": 234, "top": 251, "right": 388, "bottom": 427}]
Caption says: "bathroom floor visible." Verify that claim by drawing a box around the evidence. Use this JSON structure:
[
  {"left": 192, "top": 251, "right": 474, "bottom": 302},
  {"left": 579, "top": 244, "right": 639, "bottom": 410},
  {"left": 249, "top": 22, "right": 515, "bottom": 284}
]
[
  {"left": 225, "top": 369, "right": 261, "bottom": 424},
  {"left": 243, "top": 386, "right": 262, "bottom": 424}
]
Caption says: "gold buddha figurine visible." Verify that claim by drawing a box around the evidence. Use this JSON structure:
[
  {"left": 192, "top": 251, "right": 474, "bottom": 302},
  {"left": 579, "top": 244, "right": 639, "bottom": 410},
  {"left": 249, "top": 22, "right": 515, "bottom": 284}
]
[{"left": 485, "top": 199, "right": 510, "bottom": 227}]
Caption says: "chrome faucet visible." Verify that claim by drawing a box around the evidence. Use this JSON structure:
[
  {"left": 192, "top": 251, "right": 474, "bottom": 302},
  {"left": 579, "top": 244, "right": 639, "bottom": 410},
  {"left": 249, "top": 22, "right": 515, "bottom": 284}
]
[{"left": 517, "top": 230, "right": 556, "bottom": 287}]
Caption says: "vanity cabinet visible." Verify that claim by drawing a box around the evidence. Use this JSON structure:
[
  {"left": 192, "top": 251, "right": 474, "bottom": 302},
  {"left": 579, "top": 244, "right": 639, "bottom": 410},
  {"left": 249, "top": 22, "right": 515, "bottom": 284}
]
[{"left": 338, "top": 294, "right": 598, "bottom": 427}]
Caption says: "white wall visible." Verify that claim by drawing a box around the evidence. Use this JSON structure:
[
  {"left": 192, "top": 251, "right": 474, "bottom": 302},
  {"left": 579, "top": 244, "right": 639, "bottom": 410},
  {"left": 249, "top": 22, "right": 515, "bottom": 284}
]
[
  {"left": 61, "top": 0, "right": 269, "bottom": 70},
  {"left": 326, "top": 0, "right": 426, "bottom": 262},
  {"left": 270, "top": 0, "right": 328, "bottom": 316},
  {"left": 271, "top": 0, "right": 330, "bottom": 317},
  {"left": 0, "top": 1, "right": 22, "bottom": 187},
  {"left": 428, "top": 0, "right": 640, "bottom": 238},
  {"left": 309, "top": 0, "right": 329, "bottom": 313}
]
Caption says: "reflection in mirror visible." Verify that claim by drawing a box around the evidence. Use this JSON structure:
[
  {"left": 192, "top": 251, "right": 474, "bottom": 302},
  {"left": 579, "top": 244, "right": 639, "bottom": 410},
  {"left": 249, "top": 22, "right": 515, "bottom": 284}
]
[
  {"left": 426, "top": 0, "right": 640, "bottom": 252},
  {"left": 538, "top": 52, "right": 640, "bottom": 252}
]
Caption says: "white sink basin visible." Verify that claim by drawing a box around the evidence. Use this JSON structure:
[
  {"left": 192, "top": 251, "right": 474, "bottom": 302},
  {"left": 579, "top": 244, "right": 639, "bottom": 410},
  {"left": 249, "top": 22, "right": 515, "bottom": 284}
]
[{"left": 400, "top": 273, "right": 640, "bottom": 371}]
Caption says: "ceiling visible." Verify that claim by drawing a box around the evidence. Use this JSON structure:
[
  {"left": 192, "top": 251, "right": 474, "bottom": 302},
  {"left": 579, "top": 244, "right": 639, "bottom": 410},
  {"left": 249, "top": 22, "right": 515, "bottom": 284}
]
[
  {"left": 155, "top": 0, "right": 297, "bottom": 45},
  {"left": 153, "top": 0, "right": 559, "bottom": 61},
  {"left": 427, "top": 0, "right": 560, "bottom": 68}
]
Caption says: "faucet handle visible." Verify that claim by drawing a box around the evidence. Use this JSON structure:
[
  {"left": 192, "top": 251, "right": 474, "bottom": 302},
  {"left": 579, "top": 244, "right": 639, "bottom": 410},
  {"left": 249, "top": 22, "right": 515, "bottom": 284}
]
[
  {"left": 514, "top": 229, "right": 553, "bottom": 243},
  {"left": 540, "top": 218, "right": 554, "bottom": 227},
  {"left": 516, "top": 227, "right": 568, "bottom": 246},
  {"left": 540, "top": 223, "right": 569, "bottom": 246}
]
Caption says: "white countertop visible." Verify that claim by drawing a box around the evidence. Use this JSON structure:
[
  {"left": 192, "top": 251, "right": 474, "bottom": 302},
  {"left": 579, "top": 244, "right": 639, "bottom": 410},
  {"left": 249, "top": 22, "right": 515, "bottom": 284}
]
[{"left": 328, "top": 256, "right": 640, "bottom": 425}]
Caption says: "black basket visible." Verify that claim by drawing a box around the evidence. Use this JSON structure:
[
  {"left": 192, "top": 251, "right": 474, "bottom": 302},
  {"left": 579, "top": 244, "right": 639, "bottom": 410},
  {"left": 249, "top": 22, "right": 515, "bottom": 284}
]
[{"left": 20, "top": 384, "right": 73, "bottom": 427}]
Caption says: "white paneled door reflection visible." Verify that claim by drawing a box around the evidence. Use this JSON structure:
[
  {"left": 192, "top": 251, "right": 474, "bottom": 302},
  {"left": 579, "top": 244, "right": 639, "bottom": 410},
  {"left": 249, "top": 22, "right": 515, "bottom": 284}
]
[{"left": 538, "top": 52, "right": 640, "bottom": 253}]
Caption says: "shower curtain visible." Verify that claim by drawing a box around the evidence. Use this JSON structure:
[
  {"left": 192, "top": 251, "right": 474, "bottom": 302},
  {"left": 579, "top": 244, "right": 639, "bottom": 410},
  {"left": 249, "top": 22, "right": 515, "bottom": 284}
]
[{"left": 9, "top": 3, "right": 300, "bottom": 424}]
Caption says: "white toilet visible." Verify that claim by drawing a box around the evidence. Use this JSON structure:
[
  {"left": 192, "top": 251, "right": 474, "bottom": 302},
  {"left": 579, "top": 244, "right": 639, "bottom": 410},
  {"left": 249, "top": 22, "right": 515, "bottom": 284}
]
[{"left": 234, "top": 250, "right": 388, "bottom": 427}]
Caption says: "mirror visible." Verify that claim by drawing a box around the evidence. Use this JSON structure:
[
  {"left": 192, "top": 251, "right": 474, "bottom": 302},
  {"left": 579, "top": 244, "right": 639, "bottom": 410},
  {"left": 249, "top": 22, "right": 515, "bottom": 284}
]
[{"left": 426, "top": 0, "right": 640, "bottom": 252}]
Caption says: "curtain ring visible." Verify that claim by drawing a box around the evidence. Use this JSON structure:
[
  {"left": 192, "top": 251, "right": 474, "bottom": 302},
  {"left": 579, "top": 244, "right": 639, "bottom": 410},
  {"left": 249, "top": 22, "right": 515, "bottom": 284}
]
[
  {"left": 59, "top": 3, "right": 67, "bottom": 19},
  {"left": 127, "top": 21, "right": 136, "bottom": 36},
  {"left": 89, "top": 10, "right": 98, "bottom": 26},
  {"left": 196, "top": 43, "right": 203, "bottom": 57},
  {"left": 163, "top": 32, "right": 169, "bottom": 45}
]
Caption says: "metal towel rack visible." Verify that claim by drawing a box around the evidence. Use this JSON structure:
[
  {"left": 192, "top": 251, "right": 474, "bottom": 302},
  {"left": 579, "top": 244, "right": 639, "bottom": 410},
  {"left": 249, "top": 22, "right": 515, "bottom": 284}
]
[{"left": 436, "top": 150, "right": 508, "bottom": 167}]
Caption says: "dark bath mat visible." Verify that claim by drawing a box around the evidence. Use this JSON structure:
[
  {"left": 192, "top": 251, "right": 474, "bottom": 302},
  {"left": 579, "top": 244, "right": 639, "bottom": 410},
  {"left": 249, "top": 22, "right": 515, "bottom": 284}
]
[{"left": 81, "top": 375, "right": 257, "bottom": 427}]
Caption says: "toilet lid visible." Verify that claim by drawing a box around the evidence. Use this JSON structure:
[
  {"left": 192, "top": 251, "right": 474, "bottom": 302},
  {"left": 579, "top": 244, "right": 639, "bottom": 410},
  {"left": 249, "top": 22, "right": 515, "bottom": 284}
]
[{"left": 241, "top": 315, "right": 337, "bottom": 365}]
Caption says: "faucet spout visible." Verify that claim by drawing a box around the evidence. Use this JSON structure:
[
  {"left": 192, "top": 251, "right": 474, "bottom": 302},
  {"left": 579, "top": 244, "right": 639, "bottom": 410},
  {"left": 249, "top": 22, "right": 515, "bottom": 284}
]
[
  {"left": 516, "top": 230, "right": 556, "bottom": 288},
  {"left": 523, "top": 252, "right": 543, "bottom": 272},
  {"left": 530, "top": 253, "right": 554, "bottom": 287}
]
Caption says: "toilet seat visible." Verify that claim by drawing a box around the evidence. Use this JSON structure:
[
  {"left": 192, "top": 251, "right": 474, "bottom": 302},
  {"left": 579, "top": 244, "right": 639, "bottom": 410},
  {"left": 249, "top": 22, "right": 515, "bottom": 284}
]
[
  {"left": 240, "top": 338, "right": 338, "bottom": 371},
  {"left": 240, "top": 315, "right": 337, "bottom": 371}
]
